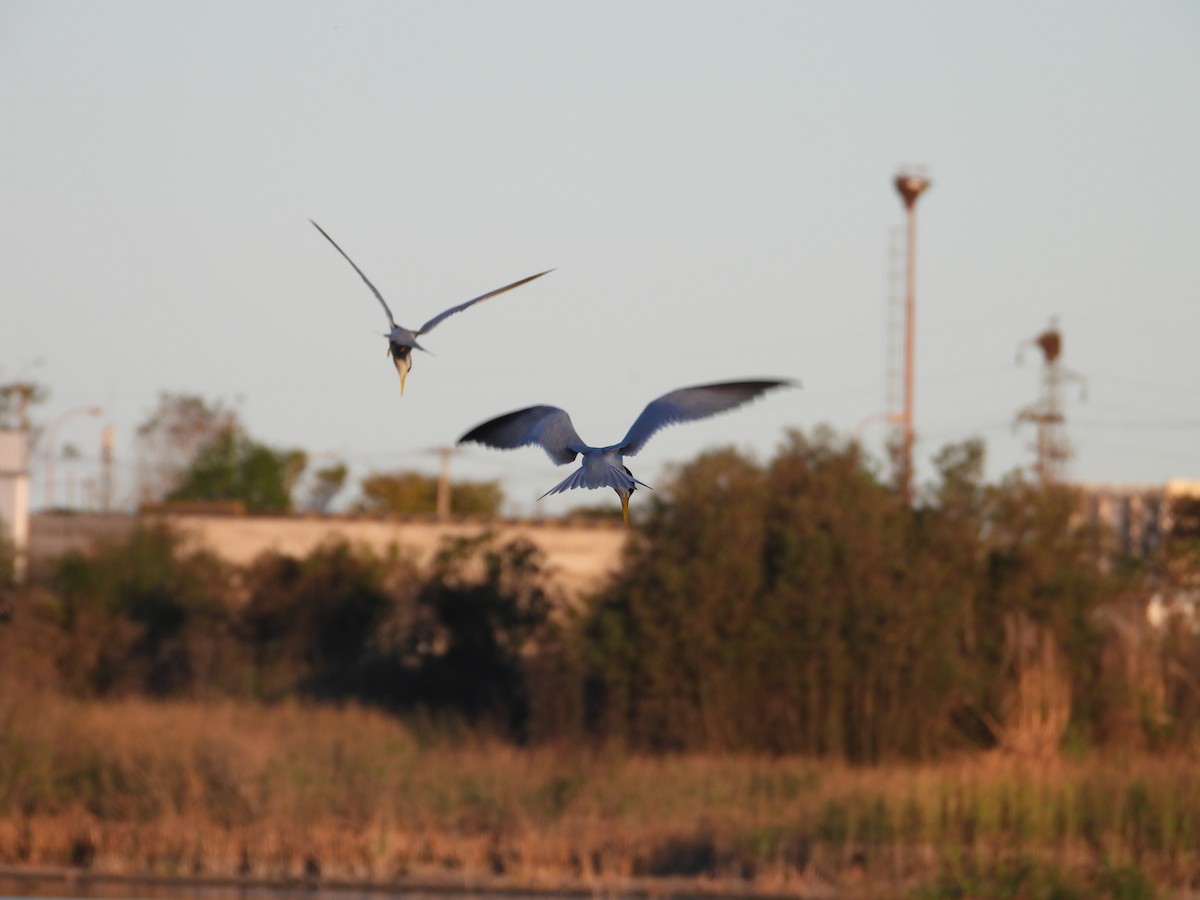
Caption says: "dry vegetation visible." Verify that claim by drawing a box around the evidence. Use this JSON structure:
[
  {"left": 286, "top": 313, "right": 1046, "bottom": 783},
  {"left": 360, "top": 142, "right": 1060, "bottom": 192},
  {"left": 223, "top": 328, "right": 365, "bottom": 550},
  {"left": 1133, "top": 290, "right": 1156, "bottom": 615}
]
[
  {"left": 0, "top": 695, "right": 1193, "bottom": 898},
  {"left": 4, "top": 430, "right": 1199, "bottom": 898}
]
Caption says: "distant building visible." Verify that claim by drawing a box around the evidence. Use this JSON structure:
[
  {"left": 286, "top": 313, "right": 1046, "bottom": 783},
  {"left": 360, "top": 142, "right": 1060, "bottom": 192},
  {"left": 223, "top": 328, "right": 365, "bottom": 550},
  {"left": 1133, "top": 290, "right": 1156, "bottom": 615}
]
[
  {"left": 1076, "top": 480, "right": 1200, "bottom": 638},
  {"left": 1080, "top": 482, "right": 1200, "bottom": 595},
  {"left": 1077, "top": 479, "right": 1200, "bottom": 565},
  {"left": 0, "top": 429, "right": 30, "bottom": 582}
]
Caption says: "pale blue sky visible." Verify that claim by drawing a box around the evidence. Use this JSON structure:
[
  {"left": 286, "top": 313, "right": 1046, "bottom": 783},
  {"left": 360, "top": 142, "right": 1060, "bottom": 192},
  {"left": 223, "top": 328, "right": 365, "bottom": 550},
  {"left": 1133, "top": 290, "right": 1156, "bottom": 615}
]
[{"left": 3, "top": 1, "right": 1198, "bottom": 514}]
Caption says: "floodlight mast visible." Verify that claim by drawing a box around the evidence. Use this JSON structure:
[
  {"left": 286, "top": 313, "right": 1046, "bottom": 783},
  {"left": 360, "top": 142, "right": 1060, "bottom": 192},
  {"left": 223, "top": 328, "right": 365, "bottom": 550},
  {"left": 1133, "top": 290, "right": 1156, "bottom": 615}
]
[{"left": 893, "top": 168, "right": 931, "bottom": 504}]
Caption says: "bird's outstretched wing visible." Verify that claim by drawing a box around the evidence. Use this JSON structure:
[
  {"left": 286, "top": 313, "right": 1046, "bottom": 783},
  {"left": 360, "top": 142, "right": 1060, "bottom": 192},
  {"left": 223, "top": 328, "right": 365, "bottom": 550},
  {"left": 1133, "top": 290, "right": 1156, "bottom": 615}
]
[
  {"left": 458, "top": 405, "right": 585, "bottom": 465},
  {"left": 310, "top": 220, "right": 396, "bottom": 328},
  {"left": 617, "top": 379, "right": 797, "bottom": 457},
  {"left": 417, "top": 269, "right": 553, "bottom": 335}
]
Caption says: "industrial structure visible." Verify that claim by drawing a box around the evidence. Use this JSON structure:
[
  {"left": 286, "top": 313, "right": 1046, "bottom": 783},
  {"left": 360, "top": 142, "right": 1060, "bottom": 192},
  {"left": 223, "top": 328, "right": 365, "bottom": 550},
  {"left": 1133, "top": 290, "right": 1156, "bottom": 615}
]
[
  {"left": 1015, "top": 317, "right": 1086, "bottom": 485},
  {"left": 893, "top": 167, "right": 931, "bottom": 503},
  {"left": 1078, "top": 479, "right": 1200, "bottom": 572},
  {"left": 42, "top": 405, "right": 103, "bottom": 510}
]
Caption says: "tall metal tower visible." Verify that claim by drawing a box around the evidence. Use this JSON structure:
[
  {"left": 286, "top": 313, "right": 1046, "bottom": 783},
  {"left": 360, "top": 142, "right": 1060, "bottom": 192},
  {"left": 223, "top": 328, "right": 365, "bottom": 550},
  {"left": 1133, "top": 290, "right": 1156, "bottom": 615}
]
[
  {"left": 883, "top": 225, "right": 905, "bottom": 433},
  {"left": 893, "top": 167, "right": 932, "bottom": 503},
  {"left": 1015, "top": 317, "right": 1086, "bottom": 485}
]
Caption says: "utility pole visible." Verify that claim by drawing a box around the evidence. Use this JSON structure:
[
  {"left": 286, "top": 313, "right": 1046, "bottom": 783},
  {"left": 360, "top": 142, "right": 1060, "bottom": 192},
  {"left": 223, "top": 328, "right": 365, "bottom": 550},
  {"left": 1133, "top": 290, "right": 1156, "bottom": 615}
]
[
  {"left": 427, "top": 446, "right": 459, "bottom": 520},
  {"left": 1016, "top": 317, "right": 1085, "bottom": 485},
  {"left": 100, "top": 426, "right": 115, "bottom": 513},
  {"left": 893, "top": 168, "right": 932, "bottom": 503}
]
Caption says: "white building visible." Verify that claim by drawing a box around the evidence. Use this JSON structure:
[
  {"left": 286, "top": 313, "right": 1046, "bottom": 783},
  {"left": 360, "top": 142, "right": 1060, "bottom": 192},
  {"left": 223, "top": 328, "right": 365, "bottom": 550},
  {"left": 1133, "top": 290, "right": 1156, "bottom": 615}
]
[
  {"left": 0, "top": 429, "right": 30, "bottom": 582},
  {"left": 1078, "top": 479, "right": 1200, "bottom": 561}
]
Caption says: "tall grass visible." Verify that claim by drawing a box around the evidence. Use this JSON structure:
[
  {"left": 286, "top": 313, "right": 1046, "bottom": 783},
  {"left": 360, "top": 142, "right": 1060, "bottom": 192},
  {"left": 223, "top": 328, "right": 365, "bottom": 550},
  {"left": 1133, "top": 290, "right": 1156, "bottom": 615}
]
[{"left": 0, "top": 694, "right": 1191, "bottom": 897}]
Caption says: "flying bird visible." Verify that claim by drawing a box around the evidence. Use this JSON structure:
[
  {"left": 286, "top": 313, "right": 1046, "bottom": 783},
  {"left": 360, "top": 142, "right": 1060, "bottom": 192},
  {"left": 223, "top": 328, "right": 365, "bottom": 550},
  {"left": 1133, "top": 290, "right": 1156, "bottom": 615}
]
[
  {"left": 310, "top": 220, "right": 552, "bottom": 394},
  {"left": 458, "top": 379, "right": 796, "bottom": 525}
]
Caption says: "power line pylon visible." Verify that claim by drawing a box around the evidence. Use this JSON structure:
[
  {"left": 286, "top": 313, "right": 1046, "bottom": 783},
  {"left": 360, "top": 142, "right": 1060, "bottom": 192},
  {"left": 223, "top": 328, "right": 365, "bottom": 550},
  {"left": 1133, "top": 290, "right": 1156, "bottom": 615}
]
[{"left": 1015, "top": 317, "right": 1086, "bottom": 485}]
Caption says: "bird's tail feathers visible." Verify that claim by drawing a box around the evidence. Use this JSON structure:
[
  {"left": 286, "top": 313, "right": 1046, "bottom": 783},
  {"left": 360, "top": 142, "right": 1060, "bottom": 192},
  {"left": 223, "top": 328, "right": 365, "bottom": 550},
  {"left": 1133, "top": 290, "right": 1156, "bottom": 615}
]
[
  {"left": 537, "top": 461, "right": 649, "bottom": 501},
  {"left": 538, "top": 467, "right": 591, "bottom": 501}
]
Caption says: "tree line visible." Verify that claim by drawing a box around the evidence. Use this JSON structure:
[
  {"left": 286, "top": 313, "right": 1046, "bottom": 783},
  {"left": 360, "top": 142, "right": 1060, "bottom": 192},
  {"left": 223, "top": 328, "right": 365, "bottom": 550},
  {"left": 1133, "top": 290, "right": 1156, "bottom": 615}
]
[
  {"left": 132, "top": 391, "right": 502, "bottom": 515},
  {"left": 3, "top": 425, "right": 1198, "bottom": 760},
  {"left": 1, "top": 386, "right": 504, "bottom": 516}
]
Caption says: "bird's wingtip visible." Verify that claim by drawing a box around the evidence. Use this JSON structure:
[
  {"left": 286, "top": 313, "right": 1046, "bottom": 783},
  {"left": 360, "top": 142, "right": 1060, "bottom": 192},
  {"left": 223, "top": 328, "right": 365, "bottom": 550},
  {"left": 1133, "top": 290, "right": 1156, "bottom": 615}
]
[{"left": 763, "top": 377, "right": 801, "bottom": 390}]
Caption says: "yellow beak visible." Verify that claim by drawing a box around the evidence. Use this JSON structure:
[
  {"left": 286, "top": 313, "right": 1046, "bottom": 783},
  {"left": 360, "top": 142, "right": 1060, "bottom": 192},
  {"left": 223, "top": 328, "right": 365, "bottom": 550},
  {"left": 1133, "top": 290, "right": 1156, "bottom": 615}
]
[{"left": 621, "top": 493, "right": 630, "bottom": 527}]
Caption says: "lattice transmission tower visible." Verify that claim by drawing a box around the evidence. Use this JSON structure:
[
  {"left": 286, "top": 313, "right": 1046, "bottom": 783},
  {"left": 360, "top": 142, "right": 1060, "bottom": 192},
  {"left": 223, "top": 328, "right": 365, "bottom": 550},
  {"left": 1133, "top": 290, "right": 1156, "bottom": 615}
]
[{"left": 1015, "top": 317, "right": 1086, "bottom": 485}]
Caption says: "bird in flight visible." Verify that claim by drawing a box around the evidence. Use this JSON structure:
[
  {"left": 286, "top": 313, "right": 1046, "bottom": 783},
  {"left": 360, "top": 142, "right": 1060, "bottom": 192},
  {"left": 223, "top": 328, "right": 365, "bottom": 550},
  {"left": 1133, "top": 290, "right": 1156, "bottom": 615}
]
[
  {"left": 458, "top": 379, "right": 796, "bottom": 525},
  {"left": 310, "top": 220, "right": 552, "bottom": 394}
]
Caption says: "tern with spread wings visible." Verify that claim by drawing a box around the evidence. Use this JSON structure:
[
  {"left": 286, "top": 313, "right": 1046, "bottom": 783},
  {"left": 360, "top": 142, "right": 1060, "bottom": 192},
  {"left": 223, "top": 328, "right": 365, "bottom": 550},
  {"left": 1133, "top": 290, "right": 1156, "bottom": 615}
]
[
  {"left": 458, "top": 380, "right": 796, "bottom": 524},
  {"left": 311, "top": 220, "right": 552, "bottom": 394}
]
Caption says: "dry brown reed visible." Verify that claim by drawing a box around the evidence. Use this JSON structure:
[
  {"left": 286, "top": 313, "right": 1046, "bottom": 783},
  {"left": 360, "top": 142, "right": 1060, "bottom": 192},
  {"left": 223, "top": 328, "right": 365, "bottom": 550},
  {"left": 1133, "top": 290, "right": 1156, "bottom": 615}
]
[{"left": 1, "top": 694, "right": 1196, "bottom": 896}]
